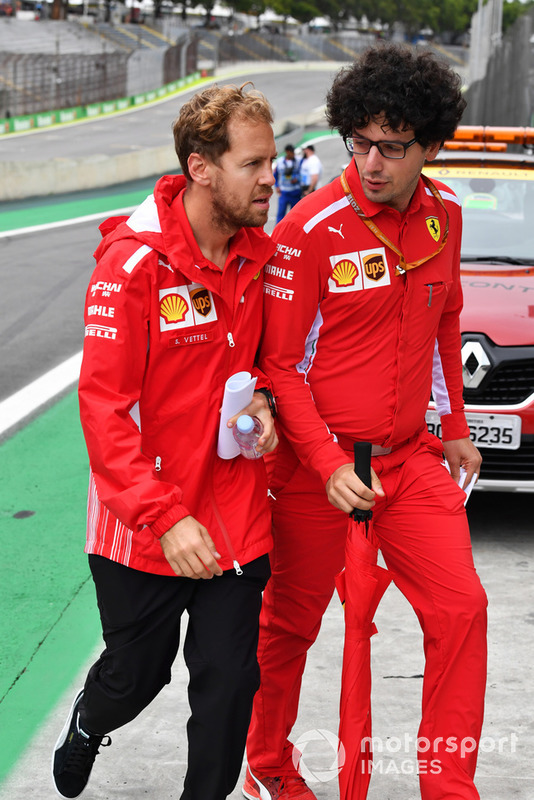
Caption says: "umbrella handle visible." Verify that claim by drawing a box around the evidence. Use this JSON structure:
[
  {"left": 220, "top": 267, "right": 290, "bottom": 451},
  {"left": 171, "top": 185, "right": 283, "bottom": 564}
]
[{"left": 350, "top": 441, "right": 373, "bottom": 523}]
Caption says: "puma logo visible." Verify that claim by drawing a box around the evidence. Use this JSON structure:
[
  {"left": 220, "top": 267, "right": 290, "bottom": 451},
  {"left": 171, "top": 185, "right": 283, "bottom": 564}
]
[
  {"left": 158, "top": 258, "right": 173, "bottom": 272},
  {"left": 328, "top": 223, "right": 344, "bottom": 239}
]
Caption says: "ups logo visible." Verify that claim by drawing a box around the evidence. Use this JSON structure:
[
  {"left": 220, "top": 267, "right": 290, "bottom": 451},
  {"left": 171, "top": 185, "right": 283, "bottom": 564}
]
[
  {"left": 363, "top": 253, "right": 386, "bottom": 281},
  {"left": 190, "top": 287, "right": 212, "bottom": 317}
]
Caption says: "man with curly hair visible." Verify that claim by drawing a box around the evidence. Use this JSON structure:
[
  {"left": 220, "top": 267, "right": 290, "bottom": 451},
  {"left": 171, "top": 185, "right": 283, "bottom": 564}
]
[
  {"left": 243, "top": 44, "right": 487, "bottom": 800},
  {"left": 51, "top": 83, "right": 279, "bottom": 799}
]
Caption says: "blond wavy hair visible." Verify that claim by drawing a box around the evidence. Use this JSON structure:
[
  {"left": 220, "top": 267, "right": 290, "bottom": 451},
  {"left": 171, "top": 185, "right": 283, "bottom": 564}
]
[{"left": 173, "top": 82, "right": 274, "bottom": 180}]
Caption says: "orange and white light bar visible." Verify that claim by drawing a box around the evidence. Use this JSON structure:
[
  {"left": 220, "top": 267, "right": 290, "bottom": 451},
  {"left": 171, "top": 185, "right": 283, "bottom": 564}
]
[{"left": 443, "top": 126, "right": 534, "bottom": 151}]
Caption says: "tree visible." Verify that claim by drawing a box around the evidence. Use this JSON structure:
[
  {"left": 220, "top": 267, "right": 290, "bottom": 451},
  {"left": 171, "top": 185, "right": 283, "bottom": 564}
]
[
  {"left": 342, "top": 0, "right": 478, "bottom": 38},
  {"left": 502, "top": 0, "right": 534, "bottom": 31},
  {"left": 229, "top": 0, "right": 268, "bottom": 27},
  {"left": 193, "top": 0, "right": 496, "bottom": 39},
  {"left": 430, "top": 0, "right": 477, "bottom": 40},
  {"left": 292, "top": 0, "right": 321, "bottom": 24}
]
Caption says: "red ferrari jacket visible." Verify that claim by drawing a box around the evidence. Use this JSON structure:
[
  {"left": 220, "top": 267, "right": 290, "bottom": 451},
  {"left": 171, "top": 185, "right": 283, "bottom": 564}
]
[
  {"left": 259, "top": 157, "right": 470, "bottom": 486},
  {"left": 79, "top": 174, "right": 276, "bottom": 575}
]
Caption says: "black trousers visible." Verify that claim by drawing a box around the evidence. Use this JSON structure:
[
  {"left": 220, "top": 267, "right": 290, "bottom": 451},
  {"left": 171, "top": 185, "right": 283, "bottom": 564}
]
[{"left": 81, "top": 553, "right": 271, "bottom": 800}]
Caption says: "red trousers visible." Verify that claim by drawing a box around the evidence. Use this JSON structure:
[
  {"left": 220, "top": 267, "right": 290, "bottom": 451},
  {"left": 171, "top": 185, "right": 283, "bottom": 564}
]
[{"left": 246, "top": 432, "right": 488, "bottom": 800}]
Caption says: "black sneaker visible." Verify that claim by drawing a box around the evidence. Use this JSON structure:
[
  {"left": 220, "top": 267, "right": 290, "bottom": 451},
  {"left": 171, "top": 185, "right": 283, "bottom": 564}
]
[{"left": 52, "top": 690, "right": 111, "bottom": 798}]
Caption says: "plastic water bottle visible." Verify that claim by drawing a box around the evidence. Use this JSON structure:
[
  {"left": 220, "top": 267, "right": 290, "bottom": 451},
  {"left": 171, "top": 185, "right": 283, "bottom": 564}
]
[{"left": 233, "top": 415, "right": 263, "bottom": 459}]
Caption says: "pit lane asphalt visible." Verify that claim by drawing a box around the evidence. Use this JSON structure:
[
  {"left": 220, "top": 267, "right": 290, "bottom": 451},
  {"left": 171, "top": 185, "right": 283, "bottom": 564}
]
[{"left": 1, "top": 484, "right": 532, "bottom": 800}]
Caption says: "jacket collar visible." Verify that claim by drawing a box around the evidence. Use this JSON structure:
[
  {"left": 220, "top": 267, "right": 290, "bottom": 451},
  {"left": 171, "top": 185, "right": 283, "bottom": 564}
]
[
  {"left": 155, "top": 175, "right": 275, "bottom": 291},
  {"left": 342, "top": 158, "right": 449, "bottom": 266},
  {"left": 96, "top": 174, "right": 276, "bottom": 296}
]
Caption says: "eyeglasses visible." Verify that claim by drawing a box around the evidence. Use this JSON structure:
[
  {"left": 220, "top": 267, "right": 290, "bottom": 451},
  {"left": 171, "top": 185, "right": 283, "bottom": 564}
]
[{"left": 344, "top": 136, "right": 419, "bottom": 160}]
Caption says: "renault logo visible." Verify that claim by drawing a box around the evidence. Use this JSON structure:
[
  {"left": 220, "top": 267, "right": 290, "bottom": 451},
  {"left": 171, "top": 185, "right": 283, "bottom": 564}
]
[{"left": 461, "top": 341, "right": 491, "bottom": 389}]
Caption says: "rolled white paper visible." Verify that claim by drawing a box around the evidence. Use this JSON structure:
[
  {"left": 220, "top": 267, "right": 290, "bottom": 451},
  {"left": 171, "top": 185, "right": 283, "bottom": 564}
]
[{"left": 217, "top": 371, "right": 258, "bottom": 459}]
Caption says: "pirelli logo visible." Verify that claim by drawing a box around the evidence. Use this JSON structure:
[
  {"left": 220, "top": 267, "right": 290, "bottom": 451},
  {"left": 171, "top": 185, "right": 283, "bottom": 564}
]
[{"left": 264, "top": 283, "right": 294, "bottom": 301}]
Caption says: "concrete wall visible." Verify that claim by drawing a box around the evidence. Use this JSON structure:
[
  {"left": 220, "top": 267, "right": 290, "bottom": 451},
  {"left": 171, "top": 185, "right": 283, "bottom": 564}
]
[{"left": 464, "top": 8, "right": 533, "bottom": 126}]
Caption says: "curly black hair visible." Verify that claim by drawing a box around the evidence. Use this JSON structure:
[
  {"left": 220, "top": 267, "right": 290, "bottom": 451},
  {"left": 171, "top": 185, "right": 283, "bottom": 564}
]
[{"left": 325, "top": 43, "right": 466, "bottom": 148}]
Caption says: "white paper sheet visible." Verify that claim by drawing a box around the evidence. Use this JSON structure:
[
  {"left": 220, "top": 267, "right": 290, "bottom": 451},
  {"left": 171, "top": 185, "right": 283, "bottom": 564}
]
[
  {"left": 217, "top": 371, "right": 258, "bottom": 459},
  {"left": 443, "top": 461, "right": 478, "bottom": 505}
]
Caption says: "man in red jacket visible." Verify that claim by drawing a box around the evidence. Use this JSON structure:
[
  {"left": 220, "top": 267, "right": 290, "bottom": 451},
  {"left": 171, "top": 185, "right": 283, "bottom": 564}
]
[
  {"left": 52, "top": 83, "right": 279, "bottom": 800},
  {"left": 244, "top": 45, "right": 487, "bottom": 800}
]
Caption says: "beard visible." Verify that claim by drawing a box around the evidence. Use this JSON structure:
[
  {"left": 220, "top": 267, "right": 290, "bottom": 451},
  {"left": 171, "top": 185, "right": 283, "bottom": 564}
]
[{"left": 210, "top": 174, "right": 270, "bottom": 233}]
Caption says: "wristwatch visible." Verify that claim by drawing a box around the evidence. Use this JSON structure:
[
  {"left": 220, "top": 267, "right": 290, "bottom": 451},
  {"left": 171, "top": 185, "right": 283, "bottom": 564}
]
[{"left": 255, "top": 388, "right": 277, "bottom": 418}]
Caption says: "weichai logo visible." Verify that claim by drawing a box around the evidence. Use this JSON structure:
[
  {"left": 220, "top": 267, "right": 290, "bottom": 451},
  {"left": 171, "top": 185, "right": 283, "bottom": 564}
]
[
  {"left": 363, "top": 253, "right": 386, "bottom": 281},
  {"left": 160, "top": 293, "right": 189, "bottom": 324},
  {"left": 331, "top": 259, "right": 359, "bottom": 287},
  {"left": 190, "top": 287, "right": 211, "bottom": 317}
]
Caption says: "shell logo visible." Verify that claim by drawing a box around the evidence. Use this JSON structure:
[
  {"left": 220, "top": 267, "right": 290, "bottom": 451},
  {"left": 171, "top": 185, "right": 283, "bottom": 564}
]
[
  {"left": 160, "top": 293, "right": 189, "bottom": 324},
  {"left": 331, "top": 259, "right": 358, "bottom": 287}
]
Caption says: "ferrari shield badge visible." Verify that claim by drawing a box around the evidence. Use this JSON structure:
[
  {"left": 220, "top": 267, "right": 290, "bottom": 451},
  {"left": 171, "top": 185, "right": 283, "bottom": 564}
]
[{"left": 426, "top": 217, "right": 441, "bottom": 242}]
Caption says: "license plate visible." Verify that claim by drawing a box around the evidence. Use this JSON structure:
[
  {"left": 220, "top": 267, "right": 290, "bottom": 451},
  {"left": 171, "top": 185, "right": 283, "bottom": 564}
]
[{"left": 425, "top": 410, "right": 521, "bottom": 450}]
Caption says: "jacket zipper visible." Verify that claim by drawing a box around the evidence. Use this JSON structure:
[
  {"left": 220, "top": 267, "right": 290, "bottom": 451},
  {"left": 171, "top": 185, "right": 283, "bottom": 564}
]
[
  {"left": 210, "top": 484, "right": 243, "bottom": 576},
  {"left": 154, "top": 273, "right": 251, "bottom": 576},
  {"left": 213, "top": 282, "right": 251, "bottom": 575}
]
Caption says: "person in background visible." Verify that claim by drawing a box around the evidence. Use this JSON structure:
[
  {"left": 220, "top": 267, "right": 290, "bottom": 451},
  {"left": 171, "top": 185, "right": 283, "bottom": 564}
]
[
  {"left": 299, "top": 143, "right": 323, "bottom": 195},
  {"left": 244, "top": 43, "right": 487, "bottom": 800},
  {"left": 51, "top": 82, "right": 279, "bottom": 800},
  {"left": 273, "top": 143, "right": 302, "bottom": 223}
]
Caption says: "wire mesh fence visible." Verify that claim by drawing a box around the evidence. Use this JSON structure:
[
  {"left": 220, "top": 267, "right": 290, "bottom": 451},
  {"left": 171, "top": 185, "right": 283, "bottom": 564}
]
[{"left": 0, "top": 32, "right": 196, "bottom": 117}]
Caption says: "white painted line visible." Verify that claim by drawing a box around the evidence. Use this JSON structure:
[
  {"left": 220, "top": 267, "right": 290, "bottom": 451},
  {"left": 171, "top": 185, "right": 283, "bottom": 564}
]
[
  {"left": 0, "top": 351, "right": 83, "bottom": 437},
  {"left": 0, "top": 207, "right": 137, "bottom": 239}
]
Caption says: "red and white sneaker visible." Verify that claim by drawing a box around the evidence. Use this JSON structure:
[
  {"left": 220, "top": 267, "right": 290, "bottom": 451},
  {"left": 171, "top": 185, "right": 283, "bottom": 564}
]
[{"left": 242, "top": 766, "right": 317, "bottom": 800}]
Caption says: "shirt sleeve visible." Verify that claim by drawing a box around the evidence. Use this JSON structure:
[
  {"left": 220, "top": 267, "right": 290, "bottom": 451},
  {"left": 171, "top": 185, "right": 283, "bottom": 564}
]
[
  {"left": 79, "top": 242, "right": 190, "bottom": 539},
  {"left": 432, "top": 212, "right": 470, "bottom": 441},
  {"left": 259, "top": 218, "right": 350, "bottom": 485}
]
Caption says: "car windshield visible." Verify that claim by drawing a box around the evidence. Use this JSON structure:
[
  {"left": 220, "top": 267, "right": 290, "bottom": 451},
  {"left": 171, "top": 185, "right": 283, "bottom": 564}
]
[{"left": 426, "top": 168, "right": 534, "bottom": 263}]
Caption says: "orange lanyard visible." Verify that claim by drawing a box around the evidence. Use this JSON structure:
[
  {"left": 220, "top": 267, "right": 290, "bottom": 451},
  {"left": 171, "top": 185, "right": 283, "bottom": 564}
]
[{"left": 340, "top": 170, "right": 449, "bottom": 277}]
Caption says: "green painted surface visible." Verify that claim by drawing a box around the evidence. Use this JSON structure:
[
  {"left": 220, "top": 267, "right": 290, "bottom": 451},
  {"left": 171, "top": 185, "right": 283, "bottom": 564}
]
[
  {"left": 0, "top": 392, "right": 101, "bottom": 785},
  {"left": 0, "top": 176, "right": 177, "bottom": 232}
]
